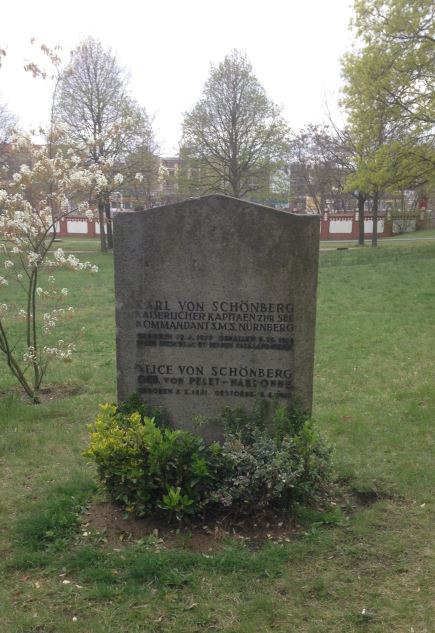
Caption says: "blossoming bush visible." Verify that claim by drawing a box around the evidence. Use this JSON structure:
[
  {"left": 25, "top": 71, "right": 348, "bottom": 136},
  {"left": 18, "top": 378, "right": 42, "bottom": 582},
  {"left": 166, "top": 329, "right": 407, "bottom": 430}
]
[
  {"left": 0, "top": 134, "right": 123, "bottom": 402},
  {"left": 85, "top": 400, "right": 333, "bottom": 521}
]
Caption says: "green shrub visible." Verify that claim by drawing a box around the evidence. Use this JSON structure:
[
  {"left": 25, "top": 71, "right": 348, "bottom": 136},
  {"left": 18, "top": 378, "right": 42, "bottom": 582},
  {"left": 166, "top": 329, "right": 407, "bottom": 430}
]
[
  {"left": 116, "top": 392, "right": 166, "bottom": 427},
  {"left": 84, "top": 402, "right": 333, "bottom": 521},
  {"left": 214, "top": 404, "right": 333, "bottom": 513},
  {"left": 84, "top": 404, "right": 224, "bottom": 519}
]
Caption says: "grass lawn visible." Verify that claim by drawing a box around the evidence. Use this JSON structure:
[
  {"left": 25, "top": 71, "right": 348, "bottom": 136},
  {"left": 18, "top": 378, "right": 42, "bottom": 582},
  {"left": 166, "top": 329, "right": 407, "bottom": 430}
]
[
  {"left": 0, "top": 237, "right": 434, "bottom": 632},
  {"left": 320, "top": 227, "right": 435, "bottom": 250}
]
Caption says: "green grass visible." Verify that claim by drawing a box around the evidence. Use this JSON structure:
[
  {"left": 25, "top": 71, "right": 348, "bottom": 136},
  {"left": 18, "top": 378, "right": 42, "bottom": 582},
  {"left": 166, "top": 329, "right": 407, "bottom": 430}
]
[
  {"left": 320, "top": 226, "right": 435, "bottom": 249},
  {"left": 390, "top": 227, "right": 435, "bottom": 240},
  {"left": 0, "top": 237, "right": 434, "bottom": 632}
]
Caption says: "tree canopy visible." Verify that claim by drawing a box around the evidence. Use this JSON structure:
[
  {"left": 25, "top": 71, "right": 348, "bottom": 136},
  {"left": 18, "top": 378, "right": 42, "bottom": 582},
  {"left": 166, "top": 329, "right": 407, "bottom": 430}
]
[
  {"left": 56, "top": 37, "right": 155, "bottom": 164},
  {"left": 352, "top": 0, "right": 434, "bottom": 137},
  {"left": 181, "top": 50, "right": 290, "bottom": 199}
]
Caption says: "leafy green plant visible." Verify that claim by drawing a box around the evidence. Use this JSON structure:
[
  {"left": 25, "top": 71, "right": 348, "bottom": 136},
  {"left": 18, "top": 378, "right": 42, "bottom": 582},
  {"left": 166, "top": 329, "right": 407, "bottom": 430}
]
[
  {"left": 84, "top": 404, "right": 225, "bottom": 518},
  {"left": 217, "top": 399, "right": 268, "bottom": 444},
  {"left": 214, "top": 404, "right": 333, "bottom": 514},
  {"left": 273, "top": 401, "right": 309, "bottom": 440},
  {"left": 85, "top": 400, "right": 333, "bottom": 521},
  {"left": 159, "top": 486, "right": 194, "bottom": 521},
  {"left": 116, "top": 392, "right": 166, "bottom": 427}
]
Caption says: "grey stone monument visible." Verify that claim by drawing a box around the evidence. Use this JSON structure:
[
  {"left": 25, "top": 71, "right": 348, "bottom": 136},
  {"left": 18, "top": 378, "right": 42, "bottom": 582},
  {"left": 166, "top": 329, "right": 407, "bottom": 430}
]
[{"left": 114, "top": 195, "right": 319, "bottom": 440}]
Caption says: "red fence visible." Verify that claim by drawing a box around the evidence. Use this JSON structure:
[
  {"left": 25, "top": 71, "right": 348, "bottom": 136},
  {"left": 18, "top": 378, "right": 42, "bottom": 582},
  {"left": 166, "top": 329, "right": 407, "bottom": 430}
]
[
  {"left": 319, "top": 212, "right": 393, "bottom": 240},
  {"left": 55, "top": 210, "right": 430, "bottom": 241},
  {"left": 55, "top": 217, "right": 101, "bottom": 238}
]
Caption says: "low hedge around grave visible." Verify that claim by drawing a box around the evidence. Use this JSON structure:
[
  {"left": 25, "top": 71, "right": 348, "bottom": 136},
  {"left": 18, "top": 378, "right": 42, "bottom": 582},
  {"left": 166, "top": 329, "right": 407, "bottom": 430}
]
[{"left": 84, "top": 397, "right": 333, "bottom": 521}]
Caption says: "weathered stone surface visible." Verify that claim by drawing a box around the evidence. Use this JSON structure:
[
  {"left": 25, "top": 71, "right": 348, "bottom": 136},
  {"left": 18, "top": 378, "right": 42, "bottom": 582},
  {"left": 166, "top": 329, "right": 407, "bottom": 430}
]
[{"left": 114, "top": 195, "right": 319, "bottom": 440}]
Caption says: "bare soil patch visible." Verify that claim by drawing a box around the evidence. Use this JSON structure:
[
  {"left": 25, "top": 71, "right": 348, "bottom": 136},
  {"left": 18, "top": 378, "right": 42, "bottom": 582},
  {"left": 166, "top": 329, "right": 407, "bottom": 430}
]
[
  {"left": 1, "top": 383, "right": 85, "bottom": 403},
  {"left": 34, "top": 384, "right": 84, "bottom": 401},
  {"left": 83, "top": 502, "right": 299, "bottom": 552},
  {"left": 82, "top": 489, "right": 384, "bottom": 553}
]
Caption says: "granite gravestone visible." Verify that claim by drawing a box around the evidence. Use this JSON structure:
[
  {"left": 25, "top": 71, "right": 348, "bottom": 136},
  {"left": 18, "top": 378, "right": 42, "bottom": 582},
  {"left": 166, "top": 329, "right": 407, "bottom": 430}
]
[{"left": 114, "top": 195, "right": 319, "bottom": 440}]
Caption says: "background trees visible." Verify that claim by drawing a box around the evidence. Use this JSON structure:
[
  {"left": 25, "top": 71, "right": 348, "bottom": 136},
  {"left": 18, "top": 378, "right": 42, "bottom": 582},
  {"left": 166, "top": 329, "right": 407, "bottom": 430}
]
[
  {"left": 55, "top": 37, "right": 157, "bottom": 250},
  {"left": 181, "top": 50, "right": 290, "bottom": 199},
  {"left": 290, "top": 125, "right": 352, "bottom": 215},
  {"left": 339, "top": 0, "right": 434, "bottom": 245}
]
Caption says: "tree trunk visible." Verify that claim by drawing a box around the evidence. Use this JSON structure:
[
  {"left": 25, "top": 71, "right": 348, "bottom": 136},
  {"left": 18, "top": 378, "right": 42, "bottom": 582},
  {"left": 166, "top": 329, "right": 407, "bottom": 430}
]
[
  {"left": 371, "top": 191, "right": 379, "bottom": 248},
  {"left": 358, "top": 193, "right": 365, "bottom": 246},
  {"left": 98, "top": 197, "right": 107, "bottom": 252},
  {"left": 105, "top": 200, "right": 113, "bottom": 250}
]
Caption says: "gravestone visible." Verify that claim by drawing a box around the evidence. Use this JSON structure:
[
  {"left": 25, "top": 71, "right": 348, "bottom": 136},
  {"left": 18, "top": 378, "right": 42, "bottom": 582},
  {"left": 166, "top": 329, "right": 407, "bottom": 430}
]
[{"left": 114, "top": 195, "right": 319, "bottom": 440}]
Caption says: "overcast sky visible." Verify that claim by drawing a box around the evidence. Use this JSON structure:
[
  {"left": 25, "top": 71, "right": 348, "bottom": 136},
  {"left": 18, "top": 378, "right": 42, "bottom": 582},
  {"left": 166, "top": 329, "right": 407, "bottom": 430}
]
[{"left": 1, "top": 0, "right": 354, "bottom": 155}]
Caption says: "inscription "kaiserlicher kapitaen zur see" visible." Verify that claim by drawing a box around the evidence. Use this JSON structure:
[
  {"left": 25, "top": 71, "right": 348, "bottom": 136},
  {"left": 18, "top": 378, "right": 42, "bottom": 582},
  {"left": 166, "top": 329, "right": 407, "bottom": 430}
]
[{"left": 136, "top": 299, "right": 294, "bottom": 332}]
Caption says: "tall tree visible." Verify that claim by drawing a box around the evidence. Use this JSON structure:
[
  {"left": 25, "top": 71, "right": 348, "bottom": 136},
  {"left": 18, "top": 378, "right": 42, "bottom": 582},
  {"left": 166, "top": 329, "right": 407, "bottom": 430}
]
[
  {"left": 342, "top": 1, "right": 435, "bottom": 245},
  {"left": 342, "top": 45, "right": 399, "bottom": 246},
  {"left": 290, "top": 124, "right": 375, "bottom": 244},
  {"left": 181, "top": 50, "right": 290, "bottom": 199},
  {"left": 290, "top": 125, "right": 352, "bottom": 214},
  {"left": 55, "top": 37, "right": 156, "bottom": 250},
  {"left": 352, "top": 0, "right": 434, "bottom": 137}
]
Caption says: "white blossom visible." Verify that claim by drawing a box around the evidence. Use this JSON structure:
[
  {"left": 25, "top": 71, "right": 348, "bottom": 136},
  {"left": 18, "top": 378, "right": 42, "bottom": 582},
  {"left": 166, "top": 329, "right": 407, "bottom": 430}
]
[
  {"left": 20, "top": 164, "right": 31, "bottom": 176},
  {"left": 23, "top": 346, "right": 37, "bottom": 363},
  {"left": 43, "top": 341, "right": 75, "bottom": 362},
  {"left": 95, "top": 173, "right": 108, "bottom": 189},
  {"left": 0, "top": 133, "right": 100, "bottom": 396},
  {"left": 27, "top": 252, "right": 41, "bottom": 267}
]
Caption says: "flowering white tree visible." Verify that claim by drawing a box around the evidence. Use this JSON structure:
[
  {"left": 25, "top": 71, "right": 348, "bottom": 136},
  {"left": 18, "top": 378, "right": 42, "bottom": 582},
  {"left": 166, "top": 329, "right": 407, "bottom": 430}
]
[
  {"left": 0, "top": 133, "right": 122, "bottom": 402},
  {"left": 55, "top": 38, "right": 157, "bottom": 251}
]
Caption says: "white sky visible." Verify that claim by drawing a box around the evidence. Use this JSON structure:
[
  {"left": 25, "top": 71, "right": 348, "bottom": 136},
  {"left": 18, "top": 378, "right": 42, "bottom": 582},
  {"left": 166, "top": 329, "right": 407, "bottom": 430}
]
[{"left": 0, "top": 0, "right": 354, "bottom": 155}]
